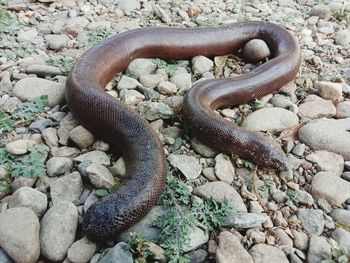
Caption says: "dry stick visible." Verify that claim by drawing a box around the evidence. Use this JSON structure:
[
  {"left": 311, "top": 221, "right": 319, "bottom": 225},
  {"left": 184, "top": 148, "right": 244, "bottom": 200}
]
[{"left": 252, "top": 165, "right": 267, "bottom": 210}]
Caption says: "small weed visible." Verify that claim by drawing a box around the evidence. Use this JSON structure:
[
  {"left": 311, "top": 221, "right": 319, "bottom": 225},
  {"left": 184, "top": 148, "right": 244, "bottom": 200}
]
[
  {"left": 47, "top": 57, "right": 75, "bottom": 75},
  {"left": 0, "top": 8, "right": 14, "bottom": 33},
  {"left": 322, "top": 247, "right": 349, "bottom": 263},
  {"left": 127, "top": 233, "right": 153, "bottom": 263},
  {"left": 88, "top": 28, "right": 113, "bottom": 45},
  {"left": 153, "top": 58, "right": 179, "bottom": 77},
  {"left": 0, "top": 179, "right": 10, "bottom": 193},
  {"left": 249, "top": 99, "right": 265, "bottom": 110},
  {"left": 94, "top": 184, "right": 118, "bottom": 197},
  {"left": 332, "top": 9, "right": 349, "bottom": 21}
]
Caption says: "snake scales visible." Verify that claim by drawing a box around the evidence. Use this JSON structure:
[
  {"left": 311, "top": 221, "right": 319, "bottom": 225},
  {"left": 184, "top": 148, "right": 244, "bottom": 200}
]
[{"left": 65, "top": 21, "right": 301, "bottom": 239}]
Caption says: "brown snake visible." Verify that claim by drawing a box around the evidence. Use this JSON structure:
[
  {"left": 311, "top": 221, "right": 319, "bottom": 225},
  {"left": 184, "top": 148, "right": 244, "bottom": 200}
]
[{"left": 65, "top": 21, "right": 301, "bottom": 239}]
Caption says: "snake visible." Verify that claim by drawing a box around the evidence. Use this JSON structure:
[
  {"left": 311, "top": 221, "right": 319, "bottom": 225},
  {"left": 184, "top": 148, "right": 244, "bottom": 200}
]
[{"left": 65, "top": 21, "right": 301, "bottom": 240}]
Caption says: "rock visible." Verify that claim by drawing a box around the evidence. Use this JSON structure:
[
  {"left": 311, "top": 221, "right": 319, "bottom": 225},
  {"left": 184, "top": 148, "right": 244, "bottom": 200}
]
[
  {"left": 243, "top": 39, "right": 271, "bottom": 62},
  {"left": 0, "top": 249, "right": 12, "bottom": 263},
  {"left": 242, "top": 107, "right": 299, "bottom": 133},
  {"left": 118, "top": 206, "right": 165, "bottom": 242},
  {"left": 139, "top": 73, "right": 164, "bottom": 88},
  {"left": 330, "top": 209, "right": 350, "bottom": 229},
  {"left": 311, "top": 172, "right": 350, "bottom": 206},
  {"left": 246, "top": 229, "right": 266, "bottom": 244},
  {"left": 182, "top": 226, "right": 209, "bottom": 252},
  {"left": 192, "top": 56, "right": 214, "bottom": 75},
  {"left": 74, "top": 150, "right": 110, "bottom": 166},
  {"left": 111, "top": 157, "right": 126, "bottom": 178},
  {"left": 17, "top": 28, "right": 38, "bottom": 42},
  {"left": 335, "top": 29, "right": 350, "bottom": 47},
  {"left": 11, "top": 177, "right": 37, "bottom": 192},
  {"left": 270, "top": 94, "right": 293, "bottom": 109},
  {"left": 292, "top": 143, "right": 305, "bottom": 157},
  {"left": 67, "top": 236, "right": 97, "bottom": 263},
  {"left": 126, "top": 58, "right": 156, "bottom": 79},
  {"left": 190, "top": 138, "right": 217, "bottom": 157},
  {"left": 152, "top": 4, "right": 172, "bottom": 24},
  {"left": 296, "top": 190, "right": 314, "bottom": 206},
  {"left": 148, "top": 243, "right": 167, "bottom": 263},
  {"left": 45, "top": 34, "right": 70, "bottom": 50},
  {"left": 50, "top": 171, "right": 82, "bottom": 205},
  {"left": 168, "top": 154, "right": 201, "bottom": 180},
  {"left": 216, "top": 231, "right": 253, "bottom": 263},
  {"left": 98, "top": 242, "right": 133, "bottom": 263},
  {"left": 0, "top": 71, "right": 12, "bottom": 93},
  {"left": 120, "top": 89, "right": 145, "bottom": 105},
  {"left": 299, "top": 118, "right": 350, "bottom": 160},
  {"left": 170, "top": 73, "right": 192, "bottom": 93},
  {"left": 297, "top": 209, "right": 324, "bottom": 236},
  {"left": 298, "top": 100, "right": 336, "bottom": 119},
  {"left": 5, "top": 139, "right": 35, "bottom": 155},
  {"left": 117, "top": 75, "right": 142, "bottom": 90},
  {"left": 13, "top": 77, "right": 65, "bottom": 106},
  {"left": 193, "top": 182, "right": 247, "bottom": 212},
  {"left": 309, "top": 4, "right": 330, "bottom": 18},
  {"left": 26, "top": 64, "right": 62, "bottom": 76},
  {"left": 249, "top": 244, "right": 288, "bottom": 263},
  {"left": 292, "top": 229, "right": 309, "bottom": 251},
  {"left": 223, "top": 212, "right": 268, "bottom": 228},
  {"left": 138, "top": 101, "right": 173, "bottom": 120},
  {"left": 186, "top": 249, "right": 207, "bottom": 263},
  {"left": 51, "top": 146, "right": 80, "bottom": 158},
  {"left": 117, "top": 0, "right": 140, "bottom": 11},
  {"left": 63, "top": 17, "right": 89, "bottom": 37},
  {"left": 332, "top": 228, "right": 350, "bottom": 252},
  {"left": 315, "top": 81, "right": 343, "bottom": 103},
  {"left": 57, "top": 112, "right": 79, "bottom": 145},
  {"left": 29, "top": 118, "right": 54, "bottom": 133},
  {"left": 8, "top": 186, "right": 47, "bottom": 218},
  {"left": 0, "top": 207, "right": 40, "bottom": 263},
  {"left": 214, "top": 154, "right": 235, "bottom": 184},
  {"left": 46, "top": 157, "right": 73, "bottom": 177},
  {"left": 40, "top": 201, "right": 79, "bottom": 262},
  {"left": 86, "top": 163, "right": 115, "bottom": 189},
  {"left": 42, "top": 127, "right": 59, "bottom": 148},
  {"left": 336, "top": 101, "right": 350, "bottom": 118},
  {"left": 272, "top": 228, "right": 293, "bottom": 247},
  {"left": 69, "top": 125, "right": 95, "bottom": 149},
  {"left": 306, "top": 150, "right": 344, "bottom": 176},
  {"left": 307, "top": 235, "right": 331, "bottom": 263},
  {"left": 157, "top": 80, "right": 177, "bottom": 94}
]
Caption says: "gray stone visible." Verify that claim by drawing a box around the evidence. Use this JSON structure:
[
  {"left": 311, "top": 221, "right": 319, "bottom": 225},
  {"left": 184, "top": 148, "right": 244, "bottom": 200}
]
[
  {"left": 330, "top": 209, "right": 350, "bottom": 229},
  {"left": 332, "top": 228, "right": 350, "bottom": 251},
  {"left": 296, "top": 190, "right": 314, "bottom": 206},
  {"left": 272, "top": 228, "right": 293, "bottom": 247},
  {"left": 182, "top": 226, "right": 209, "bottom": 252},
  {"left": 243, "top": 39, "right": 271, "bottom": 62},
  {"left": 139, "top": 73, "right": 164, "bottom": 88},
  {"left": 270, "top": 94, "right": 293, "bottom": 108},
  {"left": 0, "top": 207, "right": 40, "bottom": 263},
  {"left": 193, "top": 181, "right": 247, "bottom": 212},
  {"left": 192, "top": 56, "right": 214, "bottom": 75},
  {"left": 138, "top": 101, "right": 173, "bottom": 120},
  {"left": 214, "top": 153, "right": 235, "bottom": 184},
  {"left": 118, "top": 206, "right": 165, "bottom": 242},
  {"left": 86, "top": 163, "right": 115, "bottom": 189},
  {"left": 157, "top": 81, "right": 177, "bottom": 94},
  {"left": 29, "top": 118, "right": 54, "bottom": 133},
  {"left": 67, "top": 236, "right": 97, "bottom": 263},
  {"left": 50, "top": 171, "right": 82, "bottom": 205},
  {"left": 170, "top": 73, "right": 192, "bottom": 93},
  {"left": 46, "top": 157, "right": 73, "bottom": 177},
  {"left": 298, "top": 100, "right": 336, "bottom": 119},
  {"left": 51, "top": 146, "right": 80, "bottom": 158},
  {"left": 57, "top": 113, "right": 79, "bottom": 145},
  {"left": 120, "top": 89, "right": 145, "bottom": 105},
  {"left": 98, "top": 242, "right": 133, "bottom": 263},
  {"left": 216, "top": 231, "right": 253, "bottom": 263},
  {"left": 223, "top": 212, "right": 268, "bottom": 228},
  {"left": 152, "top": 4, "right": 171, "bottom": 24},
  {"left": 26, "top": 64, "right": 62, "bottom": 76},
  {"left": 168, "top": 154, "right": 201, "bottom": 180},
  {"left": 40, "top": 201, "right": 78, "bottom": 262},
  {"left": 117, "top": 0, "right": 140, "bottom": 11},
  {"left": 249, "top": 244, "right": 288, "bottom": 263},
  {"left": 45, "top": 34, "right": 70, "bottom": 50},
  {"left": 291, "top": 229, "right": 309, "bottom": 251},
  {"left": 0, "top": 249, "right": 12, "bottom": 263},
  {"left": 63, "top": 17, "right": 89, "bottom": 37},
  {"left": 8, "top": 186, "right": 47, "bottom": 218},
  {"left": 335, "top": 29, "right": 350, "bottom": 47},
  {"left": 111, "top": 157, "right": 126, "bottom": 178},
  {"left": 336, "top": 101, "right": 350, "bottom": 118},
  {"left": 299, "top": 118, "right": 350, "bottom": 160},
  {"left": 74, "top": 150, "right": 110, "bottom": 166},
  {"left": 13, "top": 77, "right": 65, "bottom": 107},
  {"left": 311, "top": 172, "right": 350, "bottom": 206},
  {"left": 42, "top": 127, "right": 59, "bottom": 148},
  {"left": 17, "top": 29, "right": 38, "bottom": 42},
  {"left": 307, "top": 235, "right": 331, "bottom": 263},
  {"left": 69, "top": 125, "right": 95, "bottom": 149},
  {"left": 306, "top": 150, "right": 344, "bottom": 176},
  {"left": 0, "top": 71, "right": 12, "bottom": 93},
  {"left": 190, "top": 138, "right": 218, "bottom": 158},
  {"left": 292, "top": 143, "right": 305, "bottom": 157},
  {"left": 242, "top": 107, "right": 299, "bottom": 133},
  {"left": 310, "top": 4, "right": 330, "bottom": 18},
  {"left": 315, "top": 81, "right": 343, "bottom": 103},
  {"left": 5, "top": 139, "right": 35, "bottom": 155},
  {"left": 117, "top": 75, "right": 142, "bottom": 90},
  {"left": 297, "top": 209, "right": 324, "bottom": 236},
  {"left": 126, "top": 58, "right": 156, "bottom": 79}
]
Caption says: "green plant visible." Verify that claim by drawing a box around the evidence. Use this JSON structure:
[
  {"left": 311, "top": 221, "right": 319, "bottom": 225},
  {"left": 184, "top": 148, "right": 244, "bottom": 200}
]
[
  {"left": 0, "top": 179, "right": 10, "bottom": 193},
  {"left": 249, "top": 99, "right": 265, "bottom": 110},
  {"left": 322, "top": 247, "right": 349, "bottom": 263},
  {"left": 332, "top": 9, "right": 349, "bottom": 21},
  {"left": 88, "top": 28, "right": 113, "bottom": 45},
  {"left": 0, "top": 95, "right": 48, "bottom": 133},
  {"left": 153, "top": 58, "right": 179, "bottom": 77},
  {"left": 127, "top": 233, "right": 153, "bottom": 263},
  {"left": 0, "top": 144, "right": 48, "bottom": 178},
  {"left": 94, "top": 184, "right": 118, "bottom": 197},
  {"left": 0, "top": 8, "right": 13, "bottom": 33},
  {"left": 47, "top": 57, "right": 75, "bottom": 75}
]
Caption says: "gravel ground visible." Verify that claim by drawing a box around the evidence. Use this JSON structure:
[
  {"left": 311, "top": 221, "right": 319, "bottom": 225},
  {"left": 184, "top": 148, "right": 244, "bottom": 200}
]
[{"left": 0, "top": 0, "right": 350, "bottom": 262}]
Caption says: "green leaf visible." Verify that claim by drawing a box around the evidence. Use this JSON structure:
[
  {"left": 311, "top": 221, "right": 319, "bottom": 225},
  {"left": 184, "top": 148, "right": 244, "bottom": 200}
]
[{"left": 94, "top": 189, "right": 110, "bottom": 197}]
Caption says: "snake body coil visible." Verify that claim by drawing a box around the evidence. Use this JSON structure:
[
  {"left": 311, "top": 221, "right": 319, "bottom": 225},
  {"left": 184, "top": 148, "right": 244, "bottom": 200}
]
[{"left": 65, "top": 22, "right": 301, "bottom": 239}]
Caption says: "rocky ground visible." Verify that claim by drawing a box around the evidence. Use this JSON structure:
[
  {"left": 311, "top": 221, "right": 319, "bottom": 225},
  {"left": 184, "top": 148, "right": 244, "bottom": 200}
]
[{"left": 0, "top": 0, "right": 350, "bottom": 262}]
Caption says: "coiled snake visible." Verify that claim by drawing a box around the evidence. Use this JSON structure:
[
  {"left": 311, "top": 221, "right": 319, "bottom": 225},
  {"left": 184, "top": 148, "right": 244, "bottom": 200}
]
[{"left": 65, "top": 21, "right": 301, "bottom": 239}]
